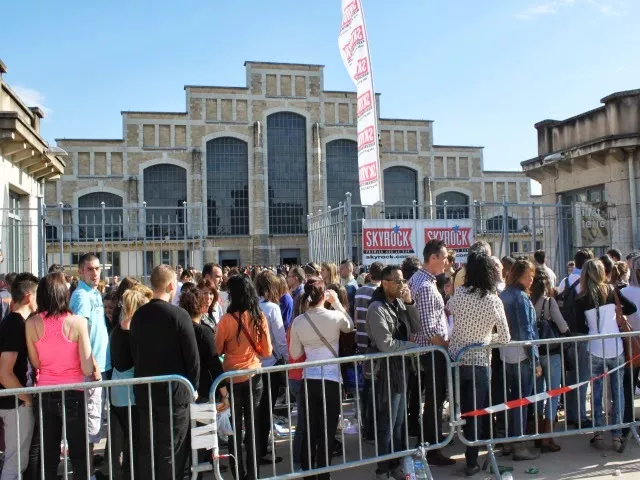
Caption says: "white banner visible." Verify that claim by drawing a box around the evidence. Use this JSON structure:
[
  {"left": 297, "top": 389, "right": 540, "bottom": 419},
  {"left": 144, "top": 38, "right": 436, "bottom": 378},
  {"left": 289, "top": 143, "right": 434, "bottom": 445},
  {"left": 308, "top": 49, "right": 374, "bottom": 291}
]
[
  {"left": 362, "top": 219, "right": 474, "bottom": 265},
  {"left": 338, "top": 0, "right": 382, "bottom": 206}
]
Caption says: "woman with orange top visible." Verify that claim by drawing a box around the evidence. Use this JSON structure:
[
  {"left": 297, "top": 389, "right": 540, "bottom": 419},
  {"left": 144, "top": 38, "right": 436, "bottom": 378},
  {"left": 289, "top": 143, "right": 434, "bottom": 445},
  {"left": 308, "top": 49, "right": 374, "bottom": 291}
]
[{"left": 215, "top": 275, "right": 272, "bottom": 480}]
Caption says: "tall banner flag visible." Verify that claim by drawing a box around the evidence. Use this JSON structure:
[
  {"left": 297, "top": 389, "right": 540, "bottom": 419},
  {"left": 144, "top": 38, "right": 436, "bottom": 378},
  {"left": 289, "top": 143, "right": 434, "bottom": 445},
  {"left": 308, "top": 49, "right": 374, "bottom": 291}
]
[{"left": 338, "top": 0, "right": 382, "bottom": 205}]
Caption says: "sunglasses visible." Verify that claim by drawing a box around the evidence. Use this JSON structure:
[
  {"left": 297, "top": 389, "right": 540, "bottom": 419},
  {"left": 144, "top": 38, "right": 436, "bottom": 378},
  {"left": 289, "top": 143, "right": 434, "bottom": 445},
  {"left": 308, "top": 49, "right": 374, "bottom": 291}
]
[{"left": 383, "top": 278, "right": 407, "bottom": 285}]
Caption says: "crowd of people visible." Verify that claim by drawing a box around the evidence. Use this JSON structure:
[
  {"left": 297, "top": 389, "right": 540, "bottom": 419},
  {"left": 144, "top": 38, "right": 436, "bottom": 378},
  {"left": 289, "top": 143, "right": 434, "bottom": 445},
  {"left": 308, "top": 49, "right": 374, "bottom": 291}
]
[{"left": 0, "top": 246, "right": 638, "bottom": 479}]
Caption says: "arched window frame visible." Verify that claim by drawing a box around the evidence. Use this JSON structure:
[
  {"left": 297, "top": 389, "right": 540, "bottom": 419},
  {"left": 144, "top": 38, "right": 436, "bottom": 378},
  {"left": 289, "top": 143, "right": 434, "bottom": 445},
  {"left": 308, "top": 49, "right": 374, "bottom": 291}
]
[{"left": 383, "top": 166, "right": 418, "bottom": 219}]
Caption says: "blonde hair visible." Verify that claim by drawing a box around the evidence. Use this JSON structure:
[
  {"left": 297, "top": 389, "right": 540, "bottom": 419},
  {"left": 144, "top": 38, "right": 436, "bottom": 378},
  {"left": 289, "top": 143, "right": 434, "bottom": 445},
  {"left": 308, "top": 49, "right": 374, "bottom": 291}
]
[
  {"left": 579, "top": 259, "right": 610, "bottom": 307},
  {"left": 321, "top": 262, "right": 340, "bottom": 285},
  {"left": 150, "top": 264, "right": 176, "bottom": 291},
  {"left": 122, "top": 284, "right": 153, "bottom": 322}
]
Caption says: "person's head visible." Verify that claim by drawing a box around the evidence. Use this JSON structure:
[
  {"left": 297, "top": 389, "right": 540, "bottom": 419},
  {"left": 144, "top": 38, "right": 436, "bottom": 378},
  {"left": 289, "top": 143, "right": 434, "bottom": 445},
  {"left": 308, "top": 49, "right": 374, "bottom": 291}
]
[
  {"left": 626, "top": 251, "right": 640, "bottom": 267},
  {"left": 175, "top": 265, "right": 184, "bottom": 277},
  {"left": 339, "top": 259, "right": 354, "bottom": 280},
  {"left": 320, "top": 262, "right": 339, "bottom": 285},
  {"left": 48, "top": 264, "right": 65, "bottom": 274},
  {"left": 447, "top": 250, "right": 456, "bottom": 268},
  {"left": 78, "top": 253, "right": 101, "bottom": 288},
  {"left": 302, "top": 276, "right": 326, "bottom": 309},
  {"left": 103, "top": 291, "right": 117, "bottom": 323},
  {"left": 10, "top": 272, "right": 38, "bottom": 313},
  {"left": 580, "top": 259, "right": 608, "bottom": 305},
  {"left": 464, "top": 253, "right": 501, "bottom": 297},
  {"left": 401, "top": 256, "right": 421, "bottom": 281},
  {"left": 326, "top": 283, "right": 349, "bottom": 310},
  {"left": 303, "top": 262, "right": 321, "bottom": 277},
  {"left": 287, "top": 266, "right": 305, "bottom": 290},
  {"left": 180, "top": 284, "right": 209, "bottom": 320},
  {"left": 179, "top": 269, "right": 194, "bottom": 283},
  {"left": 530, "top": 267, "right": 552, "bottom": 304},
  {"left": 599, "top": 255, "right": 614, "bottom": 281},
  {"left": 202, "top": 263, "right": 223, "bottom": 288},
  {"left": 197, "top": 278, "right": 219, "bottom": 311},
  {"left": 368, "top": 261, "right": 384, "bottom": 284},
  {"left": 112, "top": 275, "right": 120, "bottom": 285},
  {"left": 506, "top": 258, "right": 535, "bottom": 292},
  {"left": 122, "top": 284, "right": 153, "bottom": 322},
  {"left": 4, "top": 272, "right": 16, "bottom": 288},
  {"left": 380, "top": 265, "right": 406, "bottom": 301},
  {"left": 115, "top": 276, "right": 140, "bottom": 302},
  {"left": 567, "top": 260, "right": 576, "bottom": 274},
  {"left": 255, "top": 270, "right": 281, "bottom": 304},
  {"left": 150, "top": 264, "right": 178, "bottom": 301},
  {"left": 501, "top": 256, "right": 516, "bottom": 280},
  {"left": 276, "top": 274, "right": 289, "bottom": 299},
  {"left": 629, "top": 255, "right": 640, "bottom": 288},
  {"left": 469, "top": 241, "right": 491, "bottom": 257},
  {"left": 489, "top": 256, "right": 504, "bottom": 283},
  {"left": 443, "top": 276, "right": 453, "bottom": 297},
  {"left": 607, "top": 249, "right": 622, "bottom": 262},
  {"left": 423, "top": 239, "right": 447, "bottom": 275},
  {"left": 611, "top": 261, "right": 630, "bottom": 286},
  {"left": 574, "top": 249, "right": 594, "bottom": 269},
  {"left": 36, "top": 272, "right": 72, "bottom": 316},
  {"left": 533, "top": 250, "right": 546, "bottom": 266},
  {"left": 226, "top": 274, "right": 260, "bottom": 316}
]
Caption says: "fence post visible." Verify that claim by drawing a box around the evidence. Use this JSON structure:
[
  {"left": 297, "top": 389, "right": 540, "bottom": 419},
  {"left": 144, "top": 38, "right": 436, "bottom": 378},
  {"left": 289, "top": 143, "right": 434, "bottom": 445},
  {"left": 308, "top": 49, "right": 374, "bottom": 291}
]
[
  {"left": 142, "top": 202, "right": 147, "bottom": 281},
  {"left": 443, "top": 200, "right": 448, "bottom": 223},
  {"left": 502, "top": 197, "right": 509, "bottom": 256},
  {"left": 100, "top": 202, "right": 106, "bottom": 279},
  {"left": 200, "top": 203, "right": 205, "bottom": 265},
  {"left": 531, "top": 202, "right": 537, "bottom": 254},
  {"left": 345, "top": 193, "right": 353, "bottom": 263},
  {"left": 58, "top": 202, "right": 64, "bottom": 266},
  {"left": 37, "top": 195, "right": 45, "bottom": 277},
  {"left": 183, "top": 201, "right": 188, "bottom": 268},
  {"left": 412, "top": 200, "right": 417, "bottom": 220}
]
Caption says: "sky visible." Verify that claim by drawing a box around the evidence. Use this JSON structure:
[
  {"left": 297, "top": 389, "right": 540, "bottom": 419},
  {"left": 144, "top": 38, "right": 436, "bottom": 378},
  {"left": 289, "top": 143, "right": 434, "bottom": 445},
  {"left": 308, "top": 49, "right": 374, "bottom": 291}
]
[{"left": 3, "top": 0, "right": 640, "bottom": 174}]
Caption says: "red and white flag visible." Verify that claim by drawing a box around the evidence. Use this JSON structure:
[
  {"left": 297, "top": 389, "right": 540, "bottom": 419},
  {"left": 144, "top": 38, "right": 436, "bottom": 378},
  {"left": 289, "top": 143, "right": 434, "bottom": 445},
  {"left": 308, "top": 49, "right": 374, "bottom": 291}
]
[{"left": 338, "top": 0, "right": 382, "bottom": 206}]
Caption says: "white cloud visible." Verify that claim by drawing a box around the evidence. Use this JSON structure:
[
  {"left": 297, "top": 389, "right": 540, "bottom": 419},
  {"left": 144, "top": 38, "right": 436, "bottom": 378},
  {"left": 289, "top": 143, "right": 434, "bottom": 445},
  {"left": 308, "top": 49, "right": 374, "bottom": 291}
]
[
  {"left": 515, "top": 0, "right": 620, "bottom": 19},
  {"left": 11, "top": 85, "right": 52, "bottom": 115}
]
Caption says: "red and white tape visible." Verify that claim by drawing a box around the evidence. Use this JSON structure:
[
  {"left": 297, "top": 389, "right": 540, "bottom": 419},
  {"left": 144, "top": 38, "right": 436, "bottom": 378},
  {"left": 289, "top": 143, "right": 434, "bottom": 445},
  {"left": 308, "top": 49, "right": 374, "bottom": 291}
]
[{"left": 461, "top": 351, "right": 640, "bottom": 418}]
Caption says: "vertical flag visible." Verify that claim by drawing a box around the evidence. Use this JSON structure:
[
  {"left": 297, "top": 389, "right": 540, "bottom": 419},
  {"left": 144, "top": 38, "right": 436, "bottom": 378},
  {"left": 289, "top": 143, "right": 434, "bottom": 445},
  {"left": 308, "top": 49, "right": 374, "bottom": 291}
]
[{"left": 338, "top": 0, "right": 382, "bottom": 206}]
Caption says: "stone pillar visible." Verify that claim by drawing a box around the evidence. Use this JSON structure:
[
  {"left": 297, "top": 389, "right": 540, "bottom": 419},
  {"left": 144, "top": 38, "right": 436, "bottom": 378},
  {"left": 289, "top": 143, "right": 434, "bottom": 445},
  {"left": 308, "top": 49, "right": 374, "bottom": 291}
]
[
  {"left": 251, "top": 120, "right": 270, "bottom": 265},
  {"left": 311, "top": 122, "right": 324, "bottom": 209}
]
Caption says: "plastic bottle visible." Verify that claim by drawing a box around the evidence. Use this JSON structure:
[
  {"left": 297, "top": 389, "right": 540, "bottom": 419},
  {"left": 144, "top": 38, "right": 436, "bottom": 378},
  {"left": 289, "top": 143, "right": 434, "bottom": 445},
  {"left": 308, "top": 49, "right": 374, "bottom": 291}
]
[
  {"left": 403, "top": 455, "right": 416, "bottom": 480},
  {"left": 413, "top": 454, "right": 428, "bottom": 480},
  {"left": 502, "top": 472, "right": 514, "bottom": 480}
]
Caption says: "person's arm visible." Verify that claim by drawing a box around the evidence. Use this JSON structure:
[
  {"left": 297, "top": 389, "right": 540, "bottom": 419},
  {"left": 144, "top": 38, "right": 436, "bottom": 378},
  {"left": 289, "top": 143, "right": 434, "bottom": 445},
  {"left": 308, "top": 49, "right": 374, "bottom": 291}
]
[
  {"left": 178, "top": 311, "right": 200, "bottom": 390},
  {"left": 405, "top": 303, "right": 421, "bottom": 335},
  {"left": 280, "top": 295, "right": 293, "bottom": 331},
  {"left": 25, "top": 316, "right": 41, "bottom": 370},
  {"left": 366, "top": 303, "right": 416, "bottom": 352},
  {"left": 346, "top": 284, "right": 357, "bottom": 319},
  {"left": 548, "top": 297, "right": 570, "bottom": 334},
  {"left": 289, "top": 321, "right": 303, "bottom": 359},
  {"left": 326, "top": 291, "right": 353, "bottom": 332},
  {"left": 270, "top": 306, "right": 289, "bottom": 362},
  {"left": 75, "top": 316, "right": 96, "bottom": 378},
  {"left": 491, "top": 298, "right": 512, "bottom": 344},
  {"left": 215, "top": 314, "right": 228, "bottom": 355},
  {"left": 617, "top": 289, "right": 638, "bottom": 316},
  {"left": 0, "top": 352, "right": 32, "bottom": 405},
  {"left": 258, "top": 314, "right": 273, "bottom": 359},
  {"left": 519, "top": 296, "right": 540, "bottom": 365}
]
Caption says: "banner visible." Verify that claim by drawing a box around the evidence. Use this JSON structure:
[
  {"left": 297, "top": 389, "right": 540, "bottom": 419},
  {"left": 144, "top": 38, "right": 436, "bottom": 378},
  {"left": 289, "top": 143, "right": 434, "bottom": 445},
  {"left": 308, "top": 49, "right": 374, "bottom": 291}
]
[
  {"left": 362, "top": 219, "right": 474, "bottom": 265},
  {"left": 338, "top": 0, "right": 382, "bottom": 206}
]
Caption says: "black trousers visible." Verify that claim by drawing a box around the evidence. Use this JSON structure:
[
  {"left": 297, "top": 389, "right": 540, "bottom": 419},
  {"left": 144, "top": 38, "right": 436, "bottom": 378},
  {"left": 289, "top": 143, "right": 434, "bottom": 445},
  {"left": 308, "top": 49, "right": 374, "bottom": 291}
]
[
  {"left": 257, "top": 371, "right": 282, "bottom": 457},
  {"left": 228, "top": 377, "right": 263, "bottom": 480},
  {"left": 300, "top": 379, "right": 341, "bottom": 480},
  {"left": 138, "top": 403, "right": 190, "bottom": 480},
  {"left": 110, "top": 405, "right": 139, "bottom": 480},
  {"left": 421, "top": 353, "right": 448, "bottom": 446}
]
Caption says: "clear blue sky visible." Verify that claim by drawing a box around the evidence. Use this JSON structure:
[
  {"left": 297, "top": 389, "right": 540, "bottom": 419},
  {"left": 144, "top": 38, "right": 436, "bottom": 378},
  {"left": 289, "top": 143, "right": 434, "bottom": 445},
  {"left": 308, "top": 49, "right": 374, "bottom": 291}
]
[{"left": 3, "top": 0, "right": 639, "bottom": 172}]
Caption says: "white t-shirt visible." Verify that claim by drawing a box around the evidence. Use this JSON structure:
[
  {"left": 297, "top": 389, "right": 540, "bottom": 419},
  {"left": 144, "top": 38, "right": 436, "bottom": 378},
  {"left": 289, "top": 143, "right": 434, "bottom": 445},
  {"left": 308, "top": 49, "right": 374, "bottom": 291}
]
[{"left": 584, "top": 303, "right": 624, "bottom": 359}]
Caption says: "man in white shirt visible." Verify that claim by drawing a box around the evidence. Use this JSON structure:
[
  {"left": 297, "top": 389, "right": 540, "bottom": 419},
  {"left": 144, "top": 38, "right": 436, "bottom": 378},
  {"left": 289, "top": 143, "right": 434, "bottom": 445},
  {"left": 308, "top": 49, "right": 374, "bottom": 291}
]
[{"left": 534, "top": 250, "right": 556, "bottom": 288}]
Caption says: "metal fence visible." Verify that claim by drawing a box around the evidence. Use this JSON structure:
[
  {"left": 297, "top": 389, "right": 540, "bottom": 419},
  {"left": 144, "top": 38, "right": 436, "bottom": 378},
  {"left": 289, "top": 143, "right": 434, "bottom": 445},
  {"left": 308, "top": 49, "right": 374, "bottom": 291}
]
[{"left": 309, "top": 194, "right": 622, "bottom": 278}]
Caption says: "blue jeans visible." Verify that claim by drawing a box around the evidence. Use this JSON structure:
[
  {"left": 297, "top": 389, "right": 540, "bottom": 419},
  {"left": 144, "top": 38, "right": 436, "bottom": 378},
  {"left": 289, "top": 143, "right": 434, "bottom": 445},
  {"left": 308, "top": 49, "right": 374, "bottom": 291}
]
[
  {"left": 536, "top": 354, "right": 562, "bottom": 421},
  {"left": 289, "top": 379, "right": 305, "bottom": 468},
  {"left": 459, "top": 366, "right": 490, "bottom": 467},
  {"left": 505, "top": 360, "right": 535, "bottom": 437},
  {"left": 376, "top": 391, "right": 406, "bottom": 474},
  {"left": 565, "top": 341, "right": 590, "bottom": 424},
  {"left": 590, "top": 354, "right": 625, "bottom": 437}
]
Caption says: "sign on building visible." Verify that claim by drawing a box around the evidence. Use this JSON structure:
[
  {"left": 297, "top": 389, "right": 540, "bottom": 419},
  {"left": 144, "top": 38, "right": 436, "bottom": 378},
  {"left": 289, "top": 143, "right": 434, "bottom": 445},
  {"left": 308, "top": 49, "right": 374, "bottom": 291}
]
[
  {"left": 362, "top": 219, "right": 474, "bottom": 265},
  {"left": 338, "top": 0, "right": 382, "bottom": 206}
]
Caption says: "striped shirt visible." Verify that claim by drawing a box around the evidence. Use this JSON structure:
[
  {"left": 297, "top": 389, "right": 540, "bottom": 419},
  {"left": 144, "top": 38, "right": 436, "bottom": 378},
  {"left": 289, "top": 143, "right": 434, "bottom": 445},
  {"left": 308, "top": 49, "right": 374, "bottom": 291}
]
[
  {"left": 408, "top": 268, "right": 448, "bottom": 347},
  {"left": 354, "top": 283, "right": 379, "bottom": 353}
]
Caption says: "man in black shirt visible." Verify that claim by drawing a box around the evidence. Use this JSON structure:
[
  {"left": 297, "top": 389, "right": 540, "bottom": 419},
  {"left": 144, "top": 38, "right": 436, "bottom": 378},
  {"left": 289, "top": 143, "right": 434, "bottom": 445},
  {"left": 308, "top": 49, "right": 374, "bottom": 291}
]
[
  {"left": 130, "top": 264, "right": 200, "bottom": 480},
  {"left": 0, "top": 273, "right": 38, "bottom": 478}
]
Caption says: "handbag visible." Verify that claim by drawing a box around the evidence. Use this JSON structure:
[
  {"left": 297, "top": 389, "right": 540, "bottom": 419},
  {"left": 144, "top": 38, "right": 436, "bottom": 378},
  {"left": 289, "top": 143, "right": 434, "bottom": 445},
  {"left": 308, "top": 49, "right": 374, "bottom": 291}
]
[
  {"left": 612, "top": 290, "right": 640, "bottom": 368},
  {"left": 537, "top": 298, "right": 562, "bottom": 355}
]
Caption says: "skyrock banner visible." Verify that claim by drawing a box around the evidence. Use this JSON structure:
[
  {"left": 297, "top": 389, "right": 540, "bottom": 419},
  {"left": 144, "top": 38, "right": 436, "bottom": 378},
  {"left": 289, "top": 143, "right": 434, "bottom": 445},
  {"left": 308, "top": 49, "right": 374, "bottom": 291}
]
[
  {"left": 338, "top": 0, "right": 382, "bottom": 205},
  {"left": 362, "top": 219, "right": 474, "bottom": 265}
]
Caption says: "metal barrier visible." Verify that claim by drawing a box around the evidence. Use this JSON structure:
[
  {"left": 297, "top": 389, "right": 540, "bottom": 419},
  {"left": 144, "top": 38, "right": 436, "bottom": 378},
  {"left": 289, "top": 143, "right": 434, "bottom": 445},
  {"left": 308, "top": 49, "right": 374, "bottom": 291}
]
[
  {"left": 0, "top": 374, "right": 195, "bottom": 480},
  {"left": 203, "top": 347, "right": 454, "bottom": 480},
  {"left": 452, "top": 332, "right": 640, "bottom": 479}
]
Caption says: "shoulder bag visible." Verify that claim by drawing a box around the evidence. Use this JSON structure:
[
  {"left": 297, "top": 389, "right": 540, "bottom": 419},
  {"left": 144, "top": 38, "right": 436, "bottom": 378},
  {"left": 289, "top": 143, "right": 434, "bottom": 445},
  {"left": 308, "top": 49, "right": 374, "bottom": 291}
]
[{"left": 612, "top": 290, "right": 640, "bottom": 368}]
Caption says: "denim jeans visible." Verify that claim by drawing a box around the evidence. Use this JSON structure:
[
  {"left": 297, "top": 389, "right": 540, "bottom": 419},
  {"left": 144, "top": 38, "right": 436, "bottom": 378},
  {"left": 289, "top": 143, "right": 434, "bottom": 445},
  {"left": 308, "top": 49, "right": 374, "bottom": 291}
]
[
  {"left": 590, "top": 354, "right": 625, "bottom": 437},
  {"left": 459, "top": 366, "right": 489, "bottom": 467},
  {"left": 505, "top": 360, "right": 535, "bottom": 437},
  {"left": 536, "top": 354, "right": 562, "bottom": 421},
  {"left": 376, "top": 391, "right": 406, "bottom": 474},
  {"left": 565, "top": 341, "right": 590, "bottom": 424}
]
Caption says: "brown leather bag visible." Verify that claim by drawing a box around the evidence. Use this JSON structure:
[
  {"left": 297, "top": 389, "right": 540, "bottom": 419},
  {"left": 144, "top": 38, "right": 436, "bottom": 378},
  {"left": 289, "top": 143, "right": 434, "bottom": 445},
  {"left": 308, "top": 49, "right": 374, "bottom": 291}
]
[{"left": 613, "top": 290, "right": 640, "bottom": 368}]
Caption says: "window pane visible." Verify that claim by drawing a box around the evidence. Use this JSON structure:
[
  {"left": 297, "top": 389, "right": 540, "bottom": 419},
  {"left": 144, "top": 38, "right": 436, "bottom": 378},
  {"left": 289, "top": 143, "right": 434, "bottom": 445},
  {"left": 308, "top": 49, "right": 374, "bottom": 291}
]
[
  {"left": 267, "top": 112, "right": 308, "bottom": 234},
  {"left": 383, "top": 167, "right": 417, "bottom": 219},
  {"left": 78, "top": 192, "right": 123, "bottom": 241},
  {"left": 143, "top": 164, "right": 187, "bottom": 239},
  {"left": 436, "top": 191, "right": 469, "bottom": 219},
  {"left": 206, "top": 138, "right": 249, "bottom": 236},
  {"left": 326, "top": 139, "right": 360, "bottom": 207}
]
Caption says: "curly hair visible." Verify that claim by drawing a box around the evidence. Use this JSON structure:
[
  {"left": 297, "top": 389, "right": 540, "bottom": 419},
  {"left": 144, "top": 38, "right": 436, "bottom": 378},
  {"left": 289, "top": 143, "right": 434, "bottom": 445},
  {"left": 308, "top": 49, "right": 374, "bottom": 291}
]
[
  {"left": 180, "top": 284, "right": 209, "bottom": 319},
  {"left": 464, "top": 253, "right": 501, "bottom": 297}
]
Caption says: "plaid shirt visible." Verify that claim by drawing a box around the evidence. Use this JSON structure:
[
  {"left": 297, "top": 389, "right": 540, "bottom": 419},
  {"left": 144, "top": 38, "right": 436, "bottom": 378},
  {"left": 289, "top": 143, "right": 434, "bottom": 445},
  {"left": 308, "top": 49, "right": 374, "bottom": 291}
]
[{"left": 408, "top": 268, "right": 448, "bottom": 346}]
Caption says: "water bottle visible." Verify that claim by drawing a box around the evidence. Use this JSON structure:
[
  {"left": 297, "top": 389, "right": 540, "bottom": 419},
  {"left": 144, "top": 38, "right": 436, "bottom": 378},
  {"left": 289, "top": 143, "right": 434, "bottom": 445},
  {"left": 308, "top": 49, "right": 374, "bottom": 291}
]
[
  {"left": 413, "top": 454, "right": 428, "bottom": 480},
  {"left": 502, "top": 472, "right": 514, "bottom": 480},
  {"left": 403, "top": 455, "right": 416, "bottom": 480}
]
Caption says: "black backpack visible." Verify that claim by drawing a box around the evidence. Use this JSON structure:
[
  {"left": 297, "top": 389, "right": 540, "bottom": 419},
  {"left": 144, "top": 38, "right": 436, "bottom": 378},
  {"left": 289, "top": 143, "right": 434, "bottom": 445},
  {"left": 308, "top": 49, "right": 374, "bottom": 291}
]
[{"left": 556, "top": 277, "right": 580, "bottom": 333}]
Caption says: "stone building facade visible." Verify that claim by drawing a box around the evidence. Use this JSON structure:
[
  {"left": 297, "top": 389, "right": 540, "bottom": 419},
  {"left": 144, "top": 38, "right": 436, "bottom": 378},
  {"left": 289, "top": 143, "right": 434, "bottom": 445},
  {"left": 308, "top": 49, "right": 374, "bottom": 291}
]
[
  {"left": 50, "top": 61, "right": 535, "bottom": 274},
  {"left": 522, "top": 88, "right": 640, "bottom": 267}
]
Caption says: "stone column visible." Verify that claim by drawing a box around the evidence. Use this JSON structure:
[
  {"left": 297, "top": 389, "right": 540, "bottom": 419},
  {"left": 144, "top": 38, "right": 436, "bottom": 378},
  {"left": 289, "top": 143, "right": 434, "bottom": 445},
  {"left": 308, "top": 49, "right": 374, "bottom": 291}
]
[{"left": 252, "top": 120, "right": 270, "bottom": 265}]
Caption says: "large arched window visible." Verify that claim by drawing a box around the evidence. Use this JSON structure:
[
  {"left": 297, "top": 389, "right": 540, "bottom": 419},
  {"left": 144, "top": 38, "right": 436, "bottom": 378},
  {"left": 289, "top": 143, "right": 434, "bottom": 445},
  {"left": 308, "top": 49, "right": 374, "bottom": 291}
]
[
  {"left": 383, "top": 166, "right": 417, "bottom": 219},
  {"left": 436, "top": 191, "right": 469, "bottom": 219},
  {"left": 486, "top": 215, "right": 518, "bottom": 233},
  {"left": 78, "top": 192, "right": 123, "bottom": 240},
  {"left": 326, "top": 139, "right": 360, "bottom": 207},
  {"left": 143, "top": 164, "right": 187, "bottom": 239},
  {"left": 267, "top": 112, "right": 307, "bottom": 234},
  {"left": 206, "top": 137, "right": 249, "bottom": 236}
]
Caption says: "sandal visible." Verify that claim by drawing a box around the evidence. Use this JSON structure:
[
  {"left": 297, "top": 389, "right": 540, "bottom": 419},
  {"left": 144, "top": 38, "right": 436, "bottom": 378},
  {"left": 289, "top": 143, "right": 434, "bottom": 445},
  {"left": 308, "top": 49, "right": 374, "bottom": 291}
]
[
  {"left": 612, "top": 437, "right": 625, "bottom": 453},
  {"left": 590, "top": 434, "right": 605, "bottom": 450}
]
